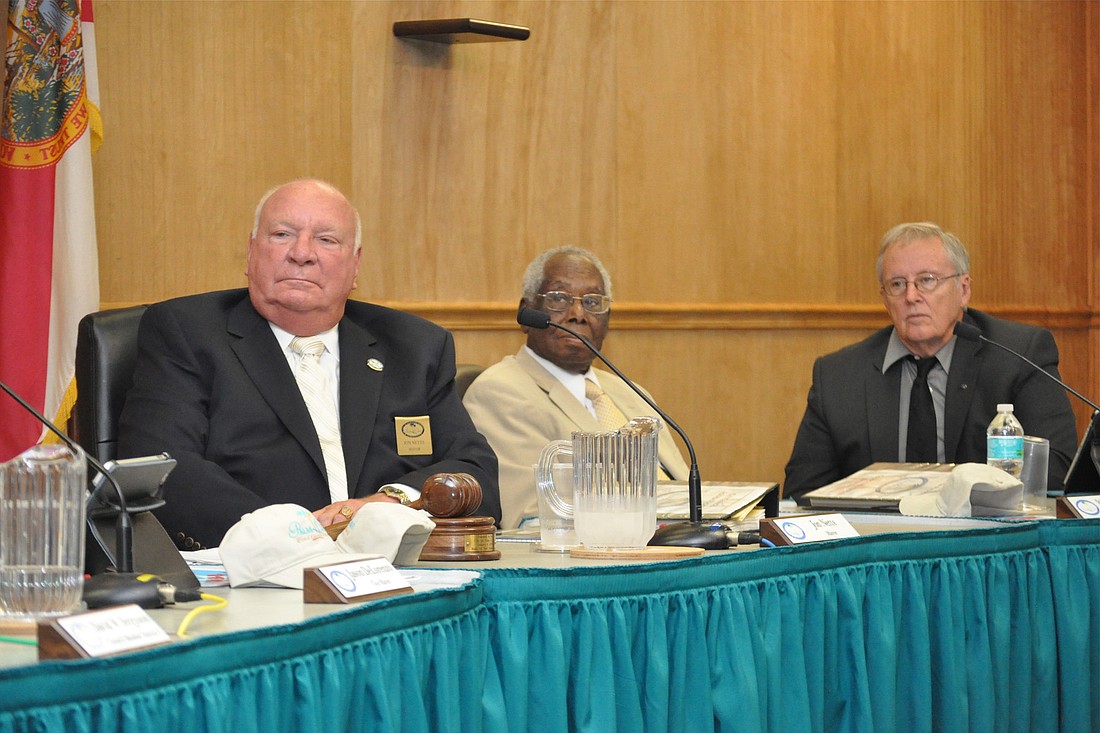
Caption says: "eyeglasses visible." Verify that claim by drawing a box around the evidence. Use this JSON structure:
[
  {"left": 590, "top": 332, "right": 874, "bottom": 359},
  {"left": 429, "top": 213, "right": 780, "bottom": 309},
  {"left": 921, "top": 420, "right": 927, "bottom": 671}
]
[
  {"left": 537, "top": 291, "right": 612, "bottom": 315},
  {"left": 881, "top": 273, "right": 962, "bottom": 298}
]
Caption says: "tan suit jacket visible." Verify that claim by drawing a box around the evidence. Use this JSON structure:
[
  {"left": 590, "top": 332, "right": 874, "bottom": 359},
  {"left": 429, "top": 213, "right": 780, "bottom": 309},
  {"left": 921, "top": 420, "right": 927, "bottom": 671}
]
[{"left": 463, "top": 347, "right": 690, "bottom": 528}]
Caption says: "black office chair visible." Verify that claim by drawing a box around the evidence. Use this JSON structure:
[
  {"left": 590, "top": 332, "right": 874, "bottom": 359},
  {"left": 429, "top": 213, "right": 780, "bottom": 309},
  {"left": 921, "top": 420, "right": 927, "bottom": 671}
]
[
  {"left": 455, "top": 363, "right": 484, "bottom": 399},
  {"left": 74, "top": 305, "right": 148, "bottom": 463},
  {"left": 74, "top": 306, "right": 197, "bottom": 588}
]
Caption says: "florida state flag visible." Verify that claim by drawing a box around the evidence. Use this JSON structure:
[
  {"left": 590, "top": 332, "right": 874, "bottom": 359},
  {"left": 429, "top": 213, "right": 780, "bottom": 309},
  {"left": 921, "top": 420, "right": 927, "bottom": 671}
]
[{"left": 0, "top": 0, "right": 101, "bottom": 460}]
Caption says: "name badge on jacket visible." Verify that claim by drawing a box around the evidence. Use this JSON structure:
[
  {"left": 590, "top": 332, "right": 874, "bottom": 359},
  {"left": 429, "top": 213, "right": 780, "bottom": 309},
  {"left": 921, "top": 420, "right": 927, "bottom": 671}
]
[{"left": 395, "top": 416, "right": 432, "bottom": 455}]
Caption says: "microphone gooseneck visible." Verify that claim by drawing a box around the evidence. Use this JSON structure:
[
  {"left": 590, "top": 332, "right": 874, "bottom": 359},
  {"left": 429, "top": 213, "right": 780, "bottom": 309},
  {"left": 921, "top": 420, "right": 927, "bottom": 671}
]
[
  {"left": 953, "top": 319, "right": 1100, "bottom": 490},
  {"left": 0, "top": 378, "right": 134, "bottom": 574},
  {"left": 518, "top": 306, "right": 725, "bottom": 549},
  {"left": 952, "top": 321, "right": 1100, "bottom": 413}
]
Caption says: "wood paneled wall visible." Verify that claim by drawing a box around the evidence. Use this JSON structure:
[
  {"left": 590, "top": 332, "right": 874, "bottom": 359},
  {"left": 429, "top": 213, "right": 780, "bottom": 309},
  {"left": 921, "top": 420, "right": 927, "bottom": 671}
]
[{"left": 92, "top": 0, "right": 1098, "bottom": 492}]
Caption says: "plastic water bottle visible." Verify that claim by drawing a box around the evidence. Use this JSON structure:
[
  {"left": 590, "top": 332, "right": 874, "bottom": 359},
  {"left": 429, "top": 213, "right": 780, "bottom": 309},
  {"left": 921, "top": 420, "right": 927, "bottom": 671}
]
[{"left": 986, "top": 403, "right": 1024, "bottom": 478}]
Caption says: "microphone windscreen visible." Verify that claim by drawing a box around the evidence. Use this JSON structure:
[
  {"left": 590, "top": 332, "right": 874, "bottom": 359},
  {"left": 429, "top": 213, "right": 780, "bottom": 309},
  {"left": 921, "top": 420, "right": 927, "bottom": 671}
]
[
  {"left": 953, "top": 320, "right": 983, "bottom": 342},
  {"left": 517, "top": 307, "right": 552, "bottom": 329}
]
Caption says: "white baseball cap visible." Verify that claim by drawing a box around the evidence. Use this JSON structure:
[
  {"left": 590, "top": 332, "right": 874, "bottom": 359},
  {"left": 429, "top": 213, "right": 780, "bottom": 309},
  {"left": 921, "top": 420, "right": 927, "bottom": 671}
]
[
  {"left": 335, "top": 502, "right": 436, "bottom": 565},
  {"left": 899, "top": 463, "right": 1024, "bottom": 517},
  {"left": 220, "top": 504, "right": 377, "bottom": 588}
]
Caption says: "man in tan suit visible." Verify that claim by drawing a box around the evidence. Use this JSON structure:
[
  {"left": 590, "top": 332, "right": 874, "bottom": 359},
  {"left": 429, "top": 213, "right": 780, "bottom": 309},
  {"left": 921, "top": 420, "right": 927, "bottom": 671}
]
[{"left": 463, "top": 246, "right": 690, "bottom": 528}]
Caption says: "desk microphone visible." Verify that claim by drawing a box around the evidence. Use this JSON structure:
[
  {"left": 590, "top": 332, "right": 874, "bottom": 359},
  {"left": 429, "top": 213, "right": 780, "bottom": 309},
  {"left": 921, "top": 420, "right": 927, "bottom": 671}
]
[
  {"left": 518, "top": 307, "right": 727, "bottom": 549},
  {"left": 952, "top": 320, "right": 1100, "bottom": 483},
  {"left": 0, "top": 377, "right": 177, "bottom": 608}
]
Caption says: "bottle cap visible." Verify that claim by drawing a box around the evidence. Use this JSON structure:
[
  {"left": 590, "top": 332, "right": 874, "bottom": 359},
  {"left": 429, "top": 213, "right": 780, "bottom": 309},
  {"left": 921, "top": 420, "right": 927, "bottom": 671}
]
[{"left": 997, "top": 403, "right": 1014, "bottom": 412}]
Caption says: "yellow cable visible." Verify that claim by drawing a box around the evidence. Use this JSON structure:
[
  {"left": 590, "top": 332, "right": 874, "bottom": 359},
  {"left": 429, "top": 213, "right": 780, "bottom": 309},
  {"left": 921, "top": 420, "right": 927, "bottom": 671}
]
[{"left": 175, "top": 593, "right": 228, "bottom": 639}]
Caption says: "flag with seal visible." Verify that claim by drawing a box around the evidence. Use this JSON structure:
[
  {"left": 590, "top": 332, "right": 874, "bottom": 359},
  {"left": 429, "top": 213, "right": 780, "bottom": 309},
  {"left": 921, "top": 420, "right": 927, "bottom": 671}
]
[{"left": 0, "top": 0, "right": 101, "bottom": 460}]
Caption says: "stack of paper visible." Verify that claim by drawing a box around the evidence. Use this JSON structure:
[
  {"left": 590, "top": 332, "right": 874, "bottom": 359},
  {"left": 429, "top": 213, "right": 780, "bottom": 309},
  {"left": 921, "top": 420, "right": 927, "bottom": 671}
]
[
  {"left": 656, "top": 481, "right": 776, "bottom": 521},
  {"left": 802, "top": 463, "right": 954, "bottom": 511}
]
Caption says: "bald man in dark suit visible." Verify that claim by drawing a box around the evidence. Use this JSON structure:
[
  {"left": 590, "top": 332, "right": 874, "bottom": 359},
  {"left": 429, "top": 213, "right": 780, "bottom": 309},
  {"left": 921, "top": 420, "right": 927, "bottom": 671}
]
[{"left": 118, "top": 180, "right": 498, "bottom": 548}]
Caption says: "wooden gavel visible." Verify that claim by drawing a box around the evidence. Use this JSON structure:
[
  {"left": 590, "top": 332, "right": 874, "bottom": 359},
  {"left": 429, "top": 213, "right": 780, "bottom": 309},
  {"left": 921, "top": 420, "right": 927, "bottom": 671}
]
[
  {"left": 408, "top": 472, "right": 483, "bottom": 516},
  {"left": 325, "top": 472, "right": 483, "bottom": 539}
]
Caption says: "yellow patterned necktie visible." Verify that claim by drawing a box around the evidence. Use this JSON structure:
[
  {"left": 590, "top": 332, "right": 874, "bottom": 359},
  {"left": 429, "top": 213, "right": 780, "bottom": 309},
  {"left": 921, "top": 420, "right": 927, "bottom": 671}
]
[
  {"left": 585, "top": 378, "right": 671, "bottom": 480},
  {"left": 289, "top": 336, "right": 348, "bottom": 502},
  {"left": 585, "top": 378, "right": 629, "bottom": 431}
]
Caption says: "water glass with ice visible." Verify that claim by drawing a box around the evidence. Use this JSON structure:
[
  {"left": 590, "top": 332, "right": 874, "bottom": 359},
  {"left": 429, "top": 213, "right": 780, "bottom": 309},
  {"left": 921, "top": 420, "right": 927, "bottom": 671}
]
[{"left": 532, "top": 462, "right": 579, "bottom": 551}]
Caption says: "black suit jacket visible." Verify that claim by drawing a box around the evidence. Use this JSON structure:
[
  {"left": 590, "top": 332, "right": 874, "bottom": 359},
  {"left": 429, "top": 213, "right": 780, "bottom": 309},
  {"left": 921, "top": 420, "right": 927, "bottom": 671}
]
[
  {"left": 783, "top": 308, "right": 1078, "bottom": 502},
  {"left": 118, "top": 289, "right": 500, "bottom": 548}
]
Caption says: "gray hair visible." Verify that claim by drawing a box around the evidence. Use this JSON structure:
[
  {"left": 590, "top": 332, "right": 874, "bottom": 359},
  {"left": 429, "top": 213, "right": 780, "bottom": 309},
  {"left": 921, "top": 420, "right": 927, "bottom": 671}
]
[
  {"left": 251, "top": 179, "right": 363, "bottom": 253},
  {"left": 876, "top": 222, "right": 970, "bottom": 281},
  {"left": 520, "top": 246, "right": 613, "bottom": 302}
]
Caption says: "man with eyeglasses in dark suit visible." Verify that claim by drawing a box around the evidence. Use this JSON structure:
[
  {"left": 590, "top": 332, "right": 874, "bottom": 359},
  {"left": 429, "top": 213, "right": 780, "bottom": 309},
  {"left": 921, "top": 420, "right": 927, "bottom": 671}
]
[
  {"left": 463, "top": 246, "right": 690, "bottom": 528},
  {"left": 783, "top": 222, "right": 1078, "bottom": 504}
]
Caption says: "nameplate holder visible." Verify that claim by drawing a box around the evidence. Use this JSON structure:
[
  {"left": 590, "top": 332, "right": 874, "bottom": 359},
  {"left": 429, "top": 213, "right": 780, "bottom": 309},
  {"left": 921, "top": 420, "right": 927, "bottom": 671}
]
[
  {"left": 303, "top": 557, "right": 414, "bottom": 604},
  {"left": 37, "top": 604, "right": 172, "bottom": 660},
  {"left": 759, "top": 513, "right": 860, "bottom": 547},
  {"left": 1057, "top": 494, "right": 1100, "bottom": 519}
]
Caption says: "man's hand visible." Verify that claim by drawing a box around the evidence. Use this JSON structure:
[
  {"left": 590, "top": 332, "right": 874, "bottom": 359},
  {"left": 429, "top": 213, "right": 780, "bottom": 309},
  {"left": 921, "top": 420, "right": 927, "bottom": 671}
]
[{"left": 313, "top": 493, "right": 401, "bottom": 526}]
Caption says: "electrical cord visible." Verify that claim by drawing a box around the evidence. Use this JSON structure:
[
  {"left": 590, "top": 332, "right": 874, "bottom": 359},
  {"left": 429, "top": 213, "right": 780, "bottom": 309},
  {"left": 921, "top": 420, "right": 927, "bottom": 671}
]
[
  {"left": 0, "top": 592, "right": 227, "bottom": 651},
  {"left": 0, "top": 588, "right": 227, "bottom": 646},
  {"left": 0, "top": 635, "right": 36, "bottom": 646},
  {"left": 730, "top": 529, "right": 761, "bottom": 546},
  {"left": 174, "top": 593, "right": 227, "bottom": 639}
]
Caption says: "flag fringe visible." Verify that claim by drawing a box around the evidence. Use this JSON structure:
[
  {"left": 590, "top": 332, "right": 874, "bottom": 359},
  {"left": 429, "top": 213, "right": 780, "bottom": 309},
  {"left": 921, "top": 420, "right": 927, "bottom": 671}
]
[
  {"left": 42, "top": 378, "right": 79, "bottom": 444},
  {"left": 87, "top": 100, "right": 103, "bottom": 153}
]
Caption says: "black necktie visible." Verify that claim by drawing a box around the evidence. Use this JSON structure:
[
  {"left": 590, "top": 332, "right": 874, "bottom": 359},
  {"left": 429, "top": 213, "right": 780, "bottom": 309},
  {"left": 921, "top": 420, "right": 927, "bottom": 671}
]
[{"left": 907, "top": 356, "right": 938, "bottom": 463}]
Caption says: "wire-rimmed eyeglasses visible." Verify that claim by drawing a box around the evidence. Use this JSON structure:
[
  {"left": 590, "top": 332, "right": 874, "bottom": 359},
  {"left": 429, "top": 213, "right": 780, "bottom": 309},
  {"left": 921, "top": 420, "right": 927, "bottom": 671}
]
[
  {"left": 881, "top": 273, "right": 962, "bottom": 298},
  {"left": 537, "top": 291, "right": 612, "bottom": 315}
]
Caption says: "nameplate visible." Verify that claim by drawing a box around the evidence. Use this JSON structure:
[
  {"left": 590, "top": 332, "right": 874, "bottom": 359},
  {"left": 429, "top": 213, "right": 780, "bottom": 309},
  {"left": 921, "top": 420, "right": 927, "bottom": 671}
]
[
  {"left": 1057, "top": 494, "right": 1100, "bottom": 519},
  {"left": 759, "top": 513, "right": 860, "bottom": 546},
  {"left": 303, "top": 557, "right": 414, "bottom": 604},
  {"left": 38, "top": 604, "right": 171, "bottom": 660}
]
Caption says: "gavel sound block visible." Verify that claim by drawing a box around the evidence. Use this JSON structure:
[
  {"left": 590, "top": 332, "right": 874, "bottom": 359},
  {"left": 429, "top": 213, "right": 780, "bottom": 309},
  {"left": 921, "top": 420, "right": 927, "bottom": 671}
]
[{"left": 326, "top": 472, "right": 500, "bottom": 561}]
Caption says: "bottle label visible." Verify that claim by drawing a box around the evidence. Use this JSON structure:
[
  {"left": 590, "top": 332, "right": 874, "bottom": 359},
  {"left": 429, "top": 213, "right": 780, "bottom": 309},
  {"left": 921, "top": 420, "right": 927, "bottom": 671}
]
[{"left": 987, "top": 436, "right": 1023, "bottom": 461}]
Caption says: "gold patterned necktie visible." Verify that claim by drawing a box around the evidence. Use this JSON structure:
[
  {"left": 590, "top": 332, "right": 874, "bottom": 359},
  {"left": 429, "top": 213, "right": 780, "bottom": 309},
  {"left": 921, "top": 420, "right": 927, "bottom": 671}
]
[
  {"left": 585, "top": 378, "right": 629, "bottom": 431},
  {"left": 289, "top": 336, "right": 348, "bottom": 502},
  {"left": 585, "top": 378, "right": 671, "bottom": 480}
]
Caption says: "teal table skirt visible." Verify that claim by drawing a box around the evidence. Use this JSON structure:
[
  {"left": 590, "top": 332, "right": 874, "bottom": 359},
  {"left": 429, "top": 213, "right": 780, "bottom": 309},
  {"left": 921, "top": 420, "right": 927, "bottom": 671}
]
[
  {"left": 480, "top": 520, "right": 1099, "bottom": 733},
  {"left": 1, "top": 520, "right": 1096, "bottom": 733},
  {"left": 0, "top": 580, "right": 490, "bottom": 733}
]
